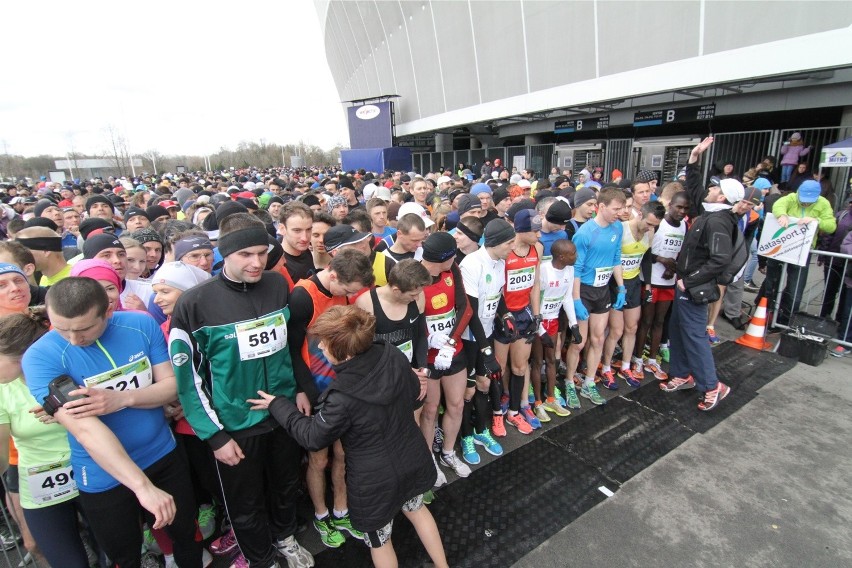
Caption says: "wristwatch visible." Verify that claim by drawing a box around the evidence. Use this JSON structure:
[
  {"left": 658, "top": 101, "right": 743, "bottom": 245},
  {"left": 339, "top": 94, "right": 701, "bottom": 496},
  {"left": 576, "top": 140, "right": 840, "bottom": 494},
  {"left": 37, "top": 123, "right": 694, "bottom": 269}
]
[
  {"left": 446, "top": 338, "right": 457, "bottom": 348},
  {"left": 481, "top": 346, "right": 493, "bottom": 356}
]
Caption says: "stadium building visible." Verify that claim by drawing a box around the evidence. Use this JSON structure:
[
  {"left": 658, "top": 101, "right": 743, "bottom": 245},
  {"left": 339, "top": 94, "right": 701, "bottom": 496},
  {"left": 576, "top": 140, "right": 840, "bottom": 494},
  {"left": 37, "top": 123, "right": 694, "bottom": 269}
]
[{"left": 316, "top": 1, "right": 852, "bottom": 196}]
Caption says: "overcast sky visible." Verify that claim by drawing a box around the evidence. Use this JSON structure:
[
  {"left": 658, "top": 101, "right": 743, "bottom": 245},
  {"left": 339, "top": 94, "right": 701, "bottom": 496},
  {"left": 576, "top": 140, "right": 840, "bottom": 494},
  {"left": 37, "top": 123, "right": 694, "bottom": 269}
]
[{"left": 0, "top": 0, "right": 349, "bottom": 158}]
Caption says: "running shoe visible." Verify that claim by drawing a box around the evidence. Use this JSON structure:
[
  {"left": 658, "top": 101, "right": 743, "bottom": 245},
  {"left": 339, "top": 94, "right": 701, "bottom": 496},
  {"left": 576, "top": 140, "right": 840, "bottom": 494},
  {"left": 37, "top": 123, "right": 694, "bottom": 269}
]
[
  {"left": 830, "top": 345, "right": 850, "bottom": 358},
  {"left": 580, "top": 383, "right": 606, "bottom": 405},
  {"left": 492, "top": 414, "right": 507, "bottom": 437},
  {"left": 563, "top": 384, "right": 582, "bottom": 409},
  {"left": 534, "top": 403, "right": 551, "bottom": 423},
  {"left": 18, "top": 552, "right": 33, "bottom": 568},
  {"left": 660, "top": 343, "right": 670, "bottom": 363},
  {"left": 275, "top": 535, "right": 315, "bottom": 568},
  {"left": 599, "top": 368, "right": 618, "bottom": 391},
  {"left": 210, "top": 527, "right": 238, "bottom": 555},
  {"left": 313, "top": 516, "right": 345, "bottom": 548},
  {"left": 557, "top": 360, "right": 568, "bottom": 379},
  {"left": 506, "top": 412, "right": 533, "bottom": 434},
  {"left": 431, "top": 453, "right": 447, "bottom": 487},
  {"left": 500, "top": 393, "right": 510, "bottom": 415},
  {"left": 440, "top": 450, "right": 472, "bottom": 477},
  {"left": 660, "top": 375, "right": 695, "bottom": 392},
  {"left": 707, "top": 327, "right": 720, "bottom": 345},
  {"left": 542, "top": 398, "right": 570, "bottom": 417},
  {"left": 520, "top": 405, "right": 542, "bottom": 429},
  {"left": 432, "top": 425, "right": 444, "bottom": 454},
  {"left": 644, "top": 359, "right": 668, "bottom": 381},
  {"left": 140, "top": 552, "right": 161, "bottom": 568},
  {"left": 228, "top": 554, "right": 249, "bottom": 568},
  {"left": 460, "top": 435, "right": 480, "bottom": 465},
  {"left": 197, "top": 503, "right": 216, "bottom": 540},
  {"left": 698, "top": 382, "right": 731, "bottom": 411},
  {"left": 617, "top": 367, "right": 642, "bottom": 388},
  {"left": 572, "top": 373, "right": 584, "bottom": 388},
  {"left": 630, "top": 358, "right": 644, "bottom": 378},
  {"left": 744, "top": 281, "right": 759, "bottom": 293},
  {"left": 331, "top": 514, "right": 363, "bottom": 539},
  {"left": 528, "top": 384, "right": 535, "bottom": 405},
  {"left": 554, "top": 386, "right": 567, "bottom": 407},
  {"left": 473, "top": 429, "right": 504, "bottom": 456}
]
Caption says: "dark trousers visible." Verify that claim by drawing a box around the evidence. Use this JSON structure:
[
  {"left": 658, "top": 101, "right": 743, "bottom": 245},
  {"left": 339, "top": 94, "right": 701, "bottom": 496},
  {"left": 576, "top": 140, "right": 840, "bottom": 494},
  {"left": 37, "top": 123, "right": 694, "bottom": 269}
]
[
  {"left": 668, "top": 291, "right": 719, "bottom": 392},
  {"left": 821, "top": 258, "right": 849, "bottom": 318},
  {"left": 78, "top": 449, "right": 202, "bottom": 568},
  {"left": 763, "top": 258, "right": 810, "bottom": 324},
  {"left": 215, "top": 426, "right": 301, "bottom": 566},
  {"left": 838, "top": 284, "right": 852, "bottom": 343},
  {"left": 23, "top": 497, "right": 89, "bottom": 568}
]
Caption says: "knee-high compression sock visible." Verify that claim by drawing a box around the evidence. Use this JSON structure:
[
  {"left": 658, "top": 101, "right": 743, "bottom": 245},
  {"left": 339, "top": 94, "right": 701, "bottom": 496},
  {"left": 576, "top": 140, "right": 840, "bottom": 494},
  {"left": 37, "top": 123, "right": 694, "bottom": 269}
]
[
  {"left": 509, "top": 373, "right": 525, "bottom": 412},
  {"left": 474, "top": 390, "right": 491, "bottom": 433},
  {"left": 461, "top": 397, "right": 474, "bottom": 438},
  {"left": 489, "top": 378, "right": 503, "bottom": 413}
]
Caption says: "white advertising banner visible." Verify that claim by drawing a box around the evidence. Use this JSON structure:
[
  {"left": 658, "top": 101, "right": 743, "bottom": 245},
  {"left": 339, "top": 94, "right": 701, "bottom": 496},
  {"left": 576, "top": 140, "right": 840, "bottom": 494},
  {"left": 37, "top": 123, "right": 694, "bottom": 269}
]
[{"left": 757, "top": 213, "right": 818, "bottom": 267}]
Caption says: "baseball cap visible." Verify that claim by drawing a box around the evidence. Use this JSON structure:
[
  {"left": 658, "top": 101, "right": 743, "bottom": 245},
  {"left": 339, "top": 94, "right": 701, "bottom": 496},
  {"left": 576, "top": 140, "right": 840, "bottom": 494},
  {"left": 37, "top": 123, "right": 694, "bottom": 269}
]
[
  {"left": 437, "top": 176, "right": 452, "bottom": 185},
  {"left": 323, "top": 224, "right": 371, "bottom": 252},
  {"left": 398, "top": 202, "right": 435, "bottom": 228},
  {"left": 742, "top": 186, "right": 762, "bottom": 206},
  {"left": 797, "top": 180, "right": 821, "bottom": 204}
]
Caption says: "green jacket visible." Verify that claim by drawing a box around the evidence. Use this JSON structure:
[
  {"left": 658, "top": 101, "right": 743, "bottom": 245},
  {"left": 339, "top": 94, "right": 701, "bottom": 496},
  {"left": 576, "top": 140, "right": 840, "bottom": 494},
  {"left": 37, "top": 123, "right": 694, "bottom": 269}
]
[
  {"left": 772, "top": 194, "right": 836, "bottom": 247},
  {"left": 169, "top": 271, "right": 297, "bottom": 451}
]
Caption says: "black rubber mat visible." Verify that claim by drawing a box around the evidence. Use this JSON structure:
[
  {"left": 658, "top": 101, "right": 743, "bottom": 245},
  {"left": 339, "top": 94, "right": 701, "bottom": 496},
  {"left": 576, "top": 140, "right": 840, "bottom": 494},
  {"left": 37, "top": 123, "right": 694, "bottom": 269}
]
[
  {"left": 544, "top": 396, "right": 695, "bottom": 484},
  {"left": 314, "top": 438, "right": 610, "bottom": 568},
  {"left": 311, "top": 341, "right": 795, "bottom": 568},
  {"left": 627, "top": 341, "right": 796, "bottom": 433}
]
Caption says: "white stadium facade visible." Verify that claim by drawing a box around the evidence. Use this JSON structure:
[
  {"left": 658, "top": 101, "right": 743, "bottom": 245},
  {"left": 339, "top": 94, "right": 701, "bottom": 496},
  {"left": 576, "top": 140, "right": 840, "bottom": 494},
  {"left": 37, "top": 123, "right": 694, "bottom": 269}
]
[{"left": 316, "top": 1, "right": 852, "bottom": 195}]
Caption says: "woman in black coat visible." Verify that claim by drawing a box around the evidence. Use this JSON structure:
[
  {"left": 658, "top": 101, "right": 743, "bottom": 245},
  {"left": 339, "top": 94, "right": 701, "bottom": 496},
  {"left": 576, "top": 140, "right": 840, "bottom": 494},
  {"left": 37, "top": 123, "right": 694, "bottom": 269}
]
[{"left": 249, "top": 305, "right": 448, "bottom": 568}]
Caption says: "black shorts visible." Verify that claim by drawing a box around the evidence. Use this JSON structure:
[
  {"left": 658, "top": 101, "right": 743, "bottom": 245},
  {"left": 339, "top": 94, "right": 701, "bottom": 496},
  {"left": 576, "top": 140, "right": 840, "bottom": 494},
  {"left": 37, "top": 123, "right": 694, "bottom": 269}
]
[
  {"left": 362, "top": 494, "right": 425, "bottom": 548},
  {"left": 494, "top": 306, "right": 535, "bottom": 344},
  {"left": 463, "top": 337, "right": 493, "bottom": 378},
  {"left": 580, "top": 283, "right": 611, "bottom": 315},
  {"left": 3, "top": 466, "right": 18, "bottom": 493},
  {"left": 428, "top": 351, "right": 468, "bottom": 380},
  {"left": 610, "top": 277, "right": 642, "bottom": 310}
]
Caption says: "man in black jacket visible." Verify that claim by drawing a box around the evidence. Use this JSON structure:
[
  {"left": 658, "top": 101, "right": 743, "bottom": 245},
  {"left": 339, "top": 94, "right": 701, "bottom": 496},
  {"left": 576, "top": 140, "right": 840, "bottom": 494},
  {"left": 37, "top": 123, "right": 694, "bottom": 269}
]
[{"left": 660, "top": 178, "right": 755, "bottom": 411}]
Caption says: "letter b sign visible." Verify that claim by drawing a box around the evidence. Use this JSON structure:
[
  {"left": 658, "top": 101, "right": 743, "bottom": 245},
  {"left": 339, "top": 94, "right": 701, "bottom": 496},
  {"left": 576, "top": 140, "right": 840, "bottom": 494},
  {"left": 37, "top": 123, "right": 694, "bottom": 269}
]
[{"left": 666, "top": 110, "right": 676, "bottom": 123}]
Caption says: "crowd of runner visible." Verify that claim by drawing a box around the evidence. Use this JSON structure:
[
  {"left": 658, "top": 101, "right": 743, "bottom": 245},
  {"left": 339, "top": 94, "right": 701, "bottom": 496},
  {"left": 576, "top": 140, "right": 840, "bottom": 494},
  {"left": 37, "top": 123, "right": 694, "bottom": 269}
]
[{"left": 0, "top": 135, "right": 848, "bottom": 568}]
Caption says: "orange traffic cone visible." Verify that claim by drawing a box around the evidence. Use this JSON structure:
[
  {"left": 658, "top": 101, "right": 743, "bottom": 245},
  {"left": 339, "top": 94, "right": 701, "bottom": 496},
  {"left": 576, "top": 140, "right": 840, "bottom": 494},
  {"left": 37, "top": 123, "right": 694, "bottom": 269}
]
[{"left": 735, "top": 297, "right": 771, "bottom": 351}]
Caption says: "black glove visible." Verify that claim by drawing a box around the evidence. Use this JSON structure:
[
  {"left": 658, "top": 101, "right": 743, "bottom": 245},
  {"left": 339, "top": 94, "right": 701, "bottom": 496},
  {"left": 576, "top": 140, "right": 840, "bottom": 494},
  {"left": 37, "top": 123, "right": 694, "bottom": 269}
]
[
  {"left": 501, "top": 313, "right": 518, "bottom": 340},
  {"left": 531, "top": 313, "right": 542, "bottom": 330},
  {"left": 481, "top": 349, "right": 503, "bottom": 382},
  {"left": 569, "top": 324, "right": 583, "bottom": 345},
  {"left": 643, "top": 288, "right": 653, "bottom": 305}
]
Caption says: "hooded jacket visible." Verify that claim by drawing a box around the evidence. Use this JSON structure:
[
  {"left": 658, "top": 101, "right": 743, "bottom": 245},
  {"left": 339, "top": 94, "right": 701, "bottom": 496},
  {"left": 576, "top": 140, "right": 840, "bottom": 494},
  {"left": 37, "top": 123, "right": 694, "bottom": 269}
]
[
  {"left": 677, "top": 206, "right": 740, "bottom": 290},
  {"left": 268, "top": 340, "right": 435, "bottom": 532}
]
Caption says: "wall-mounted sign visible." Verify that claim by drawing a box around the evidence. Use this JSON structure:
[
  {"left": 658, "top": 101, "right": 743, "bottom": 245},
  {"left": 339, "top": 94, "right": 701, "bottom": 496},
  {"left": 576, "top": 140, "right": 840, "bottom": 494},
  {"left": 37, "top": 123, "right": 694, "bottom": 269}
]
[
  {"left": 634, "top": 103, "right": 716, "bottom": 127},
  {"left": 554, "top": 115, "right": 609, "bottom": 134}
]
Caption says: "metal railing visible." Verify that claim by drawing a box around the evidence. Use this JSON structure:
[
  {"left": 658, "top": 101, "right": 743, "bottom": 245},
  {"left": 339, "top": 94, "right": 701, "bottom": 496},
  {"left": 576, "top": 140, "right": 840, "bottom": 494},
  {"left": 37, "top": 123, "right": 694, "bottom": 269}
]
[{"left": 767, "top": 249, "right": 852, "bottom": 349}]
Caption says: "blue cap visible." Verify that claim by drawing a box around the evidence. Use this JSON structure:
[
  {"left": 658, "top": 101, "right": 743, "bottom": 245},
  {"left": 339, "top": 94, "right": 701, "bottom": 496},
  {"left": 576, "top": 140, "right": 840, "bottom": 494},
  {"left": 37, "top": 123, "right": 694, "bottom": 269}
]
[
  {"left": 0, "top": 263, "right": 26, "bottom": 279},
  {"left": 797, "top": 180, "right": 821, "bottom": 204},
  {"left": 513, "top": 209, "right": 542, "bottom": 233},
  {"left": 753, "top": 178, "right": 772, "bottom": 190}
]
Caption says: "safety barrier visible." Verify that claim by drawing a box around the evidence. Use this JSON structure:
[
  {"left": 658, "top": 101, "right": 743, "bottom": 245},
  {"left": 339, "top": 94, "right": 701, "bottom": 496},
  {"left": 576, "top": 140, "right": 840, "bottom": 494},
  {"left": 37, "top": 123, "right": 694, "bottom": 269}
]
[{"left": 768, "top": 249, "right": 852, "bottom": 349}]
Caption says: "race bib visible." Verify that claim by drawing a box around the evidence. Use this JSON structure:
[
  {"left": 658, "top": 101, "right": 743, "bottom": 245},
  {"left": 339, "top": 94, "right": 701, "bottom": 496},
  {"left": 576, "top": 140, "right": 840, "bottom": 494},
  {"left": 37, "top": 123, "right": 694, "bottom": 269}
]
[
  {"left": 426, "top": 309, "right": 456, "bottom": 335},
  {"left": 235, "top": 313, "right": 287, "bottom": 361},
  {"left": 84, "top": 358, "right": 153, "bottom": 391},
  {"left": 621, "top": 253, "right": 643, "bottom": 272},
  {"left": 397, "top": 340, "right": 413, "bottom": 363},
  {"left": 482, "top": 293, "right": 501, "bottom": 320},
  {"left": 593, "top": 266, "right": 614, "bottom": 287},
  {"left": 658, "top": 234, "right": 683, "bottom": 255},
  {"left": 507, "top": 267, "right": 535, "bottom": 292},
  {"left": 27, "top": 461, "right": 76, "bottom": 505},
  {"left": 541, "top": 296, "right": 564, "bottom": 317}
]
